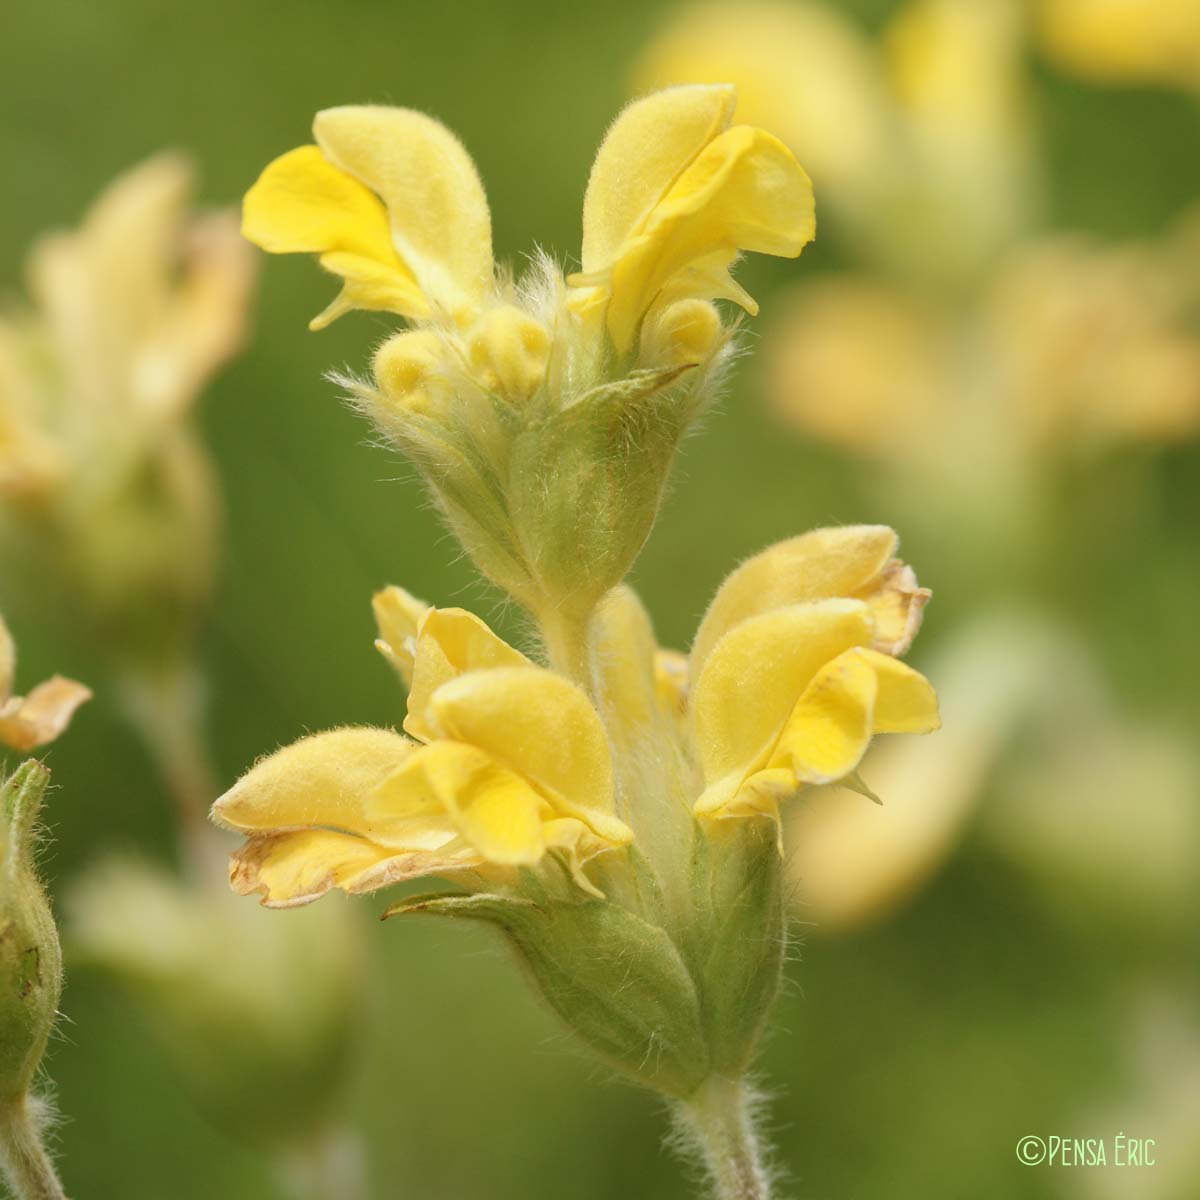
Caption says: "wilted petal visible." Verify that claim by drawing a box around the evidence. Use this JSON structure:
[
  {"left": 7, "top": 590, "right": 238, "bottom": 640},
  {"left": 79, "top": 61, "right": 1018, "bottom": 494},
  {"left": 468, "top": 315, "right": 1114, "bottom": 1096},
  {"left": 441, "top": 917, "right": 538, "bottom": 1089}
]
[
  {"left": 229, "top": 828, "right": 475, "bottom": 908},
  {"left": 0, "top": 676, "right": 93, "bottom": 752}
]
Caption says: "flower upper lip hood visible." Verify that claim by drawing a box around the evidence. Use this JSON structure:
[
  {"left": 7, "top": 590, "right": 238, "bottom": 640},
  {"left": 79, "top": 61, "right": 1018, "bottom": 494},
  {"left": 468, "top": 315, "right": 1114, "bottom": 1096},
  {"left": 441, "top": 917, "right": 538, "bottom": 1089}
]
[
  {"left": 241, "top": 85, "right": 815, "bottom": 351},
  {"left": 243, "top": 106, "right": 492, "bottom": 330},
  {"left": 570, "top": 83, "right": 816, "bottom": 351}
]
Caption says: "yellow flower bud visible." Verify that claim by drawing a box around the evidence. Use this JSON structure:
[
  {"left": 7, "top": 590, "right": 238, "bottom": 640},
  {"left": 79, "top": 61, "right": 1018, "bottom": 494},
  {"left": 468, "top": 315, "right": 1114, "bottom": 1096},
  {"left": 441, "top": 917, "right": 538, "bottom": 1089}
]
[
  {"left": 467, "top": 305, "right": 550, "bottom": 402},
  {"left": 372, "top": 330, "right": 446, "bottom": 414},
  {"left": 641, "top": 299, "right": 723, "bottom": 368}
]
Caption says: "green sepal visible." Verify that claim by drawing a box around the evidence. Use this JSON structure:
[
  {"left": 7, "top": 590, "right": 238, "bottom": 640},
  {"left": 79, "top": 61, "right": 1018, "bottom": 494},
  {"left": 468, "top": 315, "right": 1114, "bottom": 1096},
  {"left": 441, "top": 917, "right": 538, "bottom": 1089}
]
[
  {"left": 385, "top": 890, "right": 711, "bottom": 1097},
  {"left": 692, "top": 819, "right": 785, "bottom": 1075},
  {"left": 506, "top": 364, "right": 703, "bottom": 619},
  {"left": 0, "top": 760, "right": 63, "bottom": 1105}
]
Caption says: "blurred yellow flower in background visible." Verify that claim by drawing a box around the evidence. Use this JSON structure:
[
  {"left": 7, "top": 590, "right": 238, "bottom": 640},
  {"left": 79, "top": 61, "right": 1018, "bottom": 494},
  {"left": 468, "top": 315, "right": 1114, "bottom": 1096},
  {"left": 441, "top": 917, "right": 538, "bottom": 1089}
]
[
  {"left": 767, "top": 220, "right": 1200, "bottom": 470},
  {"left": 1038, "top": 0, "right": 1200, "bottom": 89},
  {"left": 635, "top": 0, "right": 1036, "bottom": 286},
  {"left": 0, "top": 153, "right": 255, "bottom": 669}
]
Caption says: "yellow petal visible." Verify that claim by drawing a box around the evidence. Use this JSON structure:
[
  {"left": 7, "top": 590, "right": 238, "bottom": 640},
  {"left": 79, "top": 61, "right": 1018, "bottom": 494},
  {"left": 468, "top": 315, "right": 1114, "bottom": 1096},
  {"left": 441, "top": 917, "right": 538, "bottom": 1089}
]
[
  {"left": 211, "top": 726, "right": 415, "bottom": 838},
  {"left": 602, "top": 124, "right": 815, "bottom": 351},
  {"left": 372, "top": 585, "right": 431, "bottom": 687},
  {"left": 856, "top": 648, "right": 941, "bottom": 733},
  {"left": 767, "top": 649, "right": 879, "bottom": 786},
  {"left": 542, "top": 817, "right": 612, "bottom": 898},
  {"left": 310, "top": 251, "right": 430, "bottom": 331},
  {"left": 229, "top": 829, "right": 476, "bottom": 908},
  {"left": 589, "top": 585, "right": 662, "bottom": 746},
  {"left": 581, "top": 83, "right": 736, "bottom": 274},
  {"left": 428, "top": 666, "right": 631, "bottom": 845},
  {"left": 0, "top": 676, "right": 93, "bottom": 752},
  {"left": 691, "top": 599, "right": 873, "bottom": 809},
  {"left": 691, "top": 525, "right": 899, "bottom": 674},
  {"left": 403, "top": 608, "right": 530, "bottom": 742},
  {"left": 314, "top": 106, "right": 493, "bottom": 320},
  {"left": 373, "top": 740, "right": 549, "bottom": 865},
  {"left": 242, "top": 145, "right": 427, "bottom": 327}
]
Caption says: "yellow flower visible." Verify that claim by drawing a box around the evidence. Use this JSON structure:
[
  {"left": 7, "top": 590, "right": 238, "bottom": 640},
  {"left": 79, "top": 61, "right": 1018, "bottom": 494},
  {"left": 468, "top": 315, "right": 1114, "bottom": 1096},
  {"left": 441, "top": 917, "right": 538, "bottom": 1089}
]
[
  {"left": 243, "top": 108, "right": 492, "bottom": 330},
  {"left": 242, "top": 88, "right": 813, "bottom": 357},
  {"left": 568, "top": 83, "right": 815, "bottom": 352},
  {"left": 212, "top": 600, "right": 633, "bottom": 907},
  {"left": 242, "top": 91, "right": 814, "bottom": 625},
  {"left": 633, "top": 0, "right": 1034, "bottom": 285},
  {"left": 0, "top": 612, "right": 91, "bottom": 752},
  {"left": 687, "top": 526, "right": 938, "bottom": 820},
  {"left": 1037, "top": 0, "right": 1200, "bottom": 88}
]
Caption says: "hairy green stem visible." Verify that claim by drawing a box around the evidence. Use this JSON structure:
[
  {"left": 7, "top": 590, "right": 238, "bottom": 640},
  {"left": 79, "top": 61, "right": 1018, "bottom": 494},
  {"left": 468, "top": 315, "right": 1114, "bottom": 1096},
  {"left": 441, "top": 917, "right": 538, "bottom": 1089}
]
[
  {"left": 0, "top": 1098, "right": 67, "bottom": 1200},
  {"left": 537, "top": 607, "right": 593, "bottom": 691},
  {"left": 677, "top": 1076, "right": 772, "bottom": 1200}
]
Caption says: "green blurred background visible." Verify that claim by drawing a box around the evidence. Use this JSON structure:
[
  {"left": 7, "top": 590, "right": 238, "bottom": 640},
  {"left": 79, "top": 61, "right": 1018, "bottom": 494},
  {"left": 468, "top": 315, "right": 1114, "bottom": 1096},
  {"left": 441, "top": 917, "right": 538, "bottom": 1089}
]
[{"left": 3, "top": 0, "right": 1199, "bottom": 1196}]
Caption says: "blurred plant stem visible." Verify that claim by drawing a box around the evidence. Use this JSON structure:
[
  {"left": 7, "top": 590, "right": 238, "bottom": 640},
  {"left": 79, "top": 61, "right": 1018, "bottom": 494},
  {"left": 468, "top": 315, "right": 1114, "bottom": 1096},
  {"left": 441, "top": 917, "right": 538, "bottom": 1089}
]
[
  {"left": 0, "top": 1098, "right": 67, "bottom": 1200},
  {"left": 677, "top": 1076, "right": 772, "bottom": 1200},
  {"left": 115, "top": 660, "right": 222, "bottom": 877},
  {"left": 273, "top": 1126, "right": 366, "bottom": 1200}
]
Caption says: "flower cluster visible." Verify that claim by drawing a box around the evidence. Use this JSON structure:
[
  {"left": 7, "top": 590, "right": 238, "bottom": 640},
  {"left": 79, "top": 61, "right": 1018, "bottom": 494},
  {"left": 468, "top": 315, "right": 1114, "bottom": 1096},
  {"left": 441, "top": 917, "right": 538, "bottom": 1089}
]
[
  {"left": 217, "top": 87, "right": 939, "bottom": 1117},
  {"left": 242, "top": 85, "right": 814, "bottom": 623}
]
